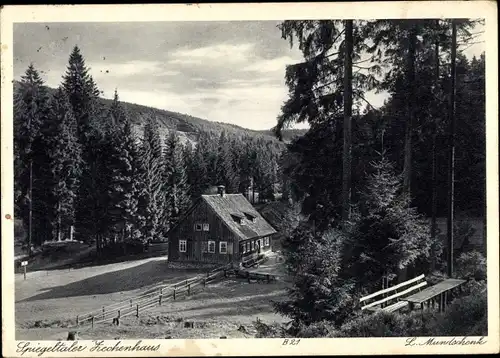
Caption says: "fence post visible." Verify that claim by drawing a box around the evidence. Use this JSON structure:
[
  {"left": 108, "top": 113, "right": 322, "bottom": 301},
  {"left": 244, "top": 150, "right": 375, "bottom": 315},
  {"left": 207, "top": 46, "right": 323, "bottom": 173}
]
[
  {"left": 102, "top": 306, "right": 105, "bottom": 318},
  {"left": 267, "top": 274, "right": 270, "bottom": 284},
  {"left": 173, "top": 289, "right": 176, "bottom": 300},
  {"left": 136, "top": 304, "right": 139, "bottom": 317},
  {"left": 224, "top": 269, "right": 227, "bottom": 278},
  {"left": 188, "top": 284, "right": 191, "bottom": 296},
  {"left": 91, "top": 316, "right": 94, "bottom": 328},
  {"left": 159, "top": 294, "right": 162, "bottom": 306},
  {"left": 76, "top": 315, "right": 79, "bottom": 326},
  {"left": 203, "top": 278, "right": 206, "bottom": 287}
]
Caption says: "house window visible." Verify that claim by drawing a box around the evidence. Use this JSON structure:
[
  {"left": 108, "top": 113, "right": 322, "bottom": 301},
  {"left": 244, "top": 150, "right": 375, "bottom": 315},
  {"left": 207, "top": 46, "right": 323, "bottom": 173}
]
[
  {"left": 220, "top": 241, "right": 228, "bottom": 254},
  {"left": 208, "top": 240, "right": 216, "bottom": 253},
  {"left": 251, "top": 241, "right": 255, "bottom": 251},
  {"left": 201, "top": 241, "right": 208, "bottom": 253},
  {"left": 242, "top": 243, "right": 246, "bottom": 253},
  {"left": 179, "top": 240, "right": 187, "bottom": 253},
  {"left": 203, "top": 223, "right": 210, "bottom": 231},
  {"left": 264, "top": 237, "right": 270, "bottom": 246},
  {"left": 246, "top": 242, "right": 250, "bottom": 252},
  {"left": 194, "top": 223, "right": 203, "bottom": 231},
  {"left": 231, "top": 214, "right": 242, "bottom": 224},
  {"left": 244, "top": 212, "right": 256, "bottom": 223}
]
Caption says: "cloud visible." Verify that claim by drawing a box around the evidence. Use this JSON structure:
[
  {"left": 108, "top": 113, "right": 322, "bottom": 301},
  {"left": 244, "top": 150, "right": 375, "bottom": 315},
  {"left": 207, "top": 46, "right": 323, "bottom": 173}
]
[
  {"left": 168, "top": 43, "right": 255, "bottom": 65},
  {"left": 241, "top": 55, "right": 299, "bottom": 73},
  {"left": 90, "top": 60, "right": 173, "bottom": 77}
]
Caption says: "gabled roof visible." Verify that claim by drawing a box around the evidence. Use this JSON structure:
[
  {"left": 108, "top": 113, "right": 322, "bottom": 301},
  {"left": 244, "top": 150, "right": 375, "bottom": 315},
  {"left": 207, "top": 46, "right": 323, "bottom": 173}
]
[{"left": 201, "top": 194, "right": 277, "bottom": 241}]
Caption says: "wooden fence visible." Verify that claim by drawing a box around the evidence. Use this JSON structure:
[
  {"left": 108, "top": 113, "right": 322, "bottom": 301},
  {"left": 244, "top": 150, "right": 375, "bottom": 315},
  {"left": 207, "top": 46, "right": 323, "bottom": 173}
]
[
  {"left": 75, "top": 264, "right": 231, "bottom": 327},
  {"left": 233, "top": 269, "right": 277, "bottom": 283}
]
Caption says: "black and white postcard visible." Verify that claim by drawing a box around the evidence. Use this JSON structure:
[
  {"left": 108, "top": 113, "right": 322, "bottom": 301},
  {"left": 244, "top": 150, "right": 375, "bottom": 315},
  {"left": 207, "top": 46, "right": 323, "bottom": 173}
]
[{"left": 1, "top": 2, "right": 498, "bottom": 356}]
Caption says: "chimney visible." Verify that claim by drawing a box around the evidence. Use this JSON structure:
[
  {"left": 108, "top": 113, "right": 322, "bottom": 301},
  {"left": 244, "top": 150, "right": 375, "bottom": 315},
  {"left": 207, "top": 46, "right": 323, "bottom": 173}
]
[{"left": 217, "top": 185, "right": 225, "bottom": 197}]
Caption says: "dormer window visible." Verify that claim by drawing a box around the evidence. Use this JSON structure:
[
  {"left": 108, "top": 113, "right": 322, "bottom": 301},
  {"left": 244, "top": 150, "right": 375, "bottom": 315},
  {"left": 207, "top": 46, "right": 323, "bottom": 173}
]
[
  {"left": 243, "top": 212, "right": 256, "bottom": 223},
  {"left": 230, "top": 213, "right": 244, "bottom": 224}
]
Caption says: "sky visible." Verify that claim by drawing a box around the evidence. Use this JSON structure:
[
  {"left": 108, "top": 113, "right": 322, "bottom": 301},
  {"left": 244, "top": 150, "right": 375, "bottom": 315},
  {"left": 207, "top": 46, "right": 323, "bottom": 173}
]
[{"left": 13, "top": 21, "right": 485, "bottom": 131}]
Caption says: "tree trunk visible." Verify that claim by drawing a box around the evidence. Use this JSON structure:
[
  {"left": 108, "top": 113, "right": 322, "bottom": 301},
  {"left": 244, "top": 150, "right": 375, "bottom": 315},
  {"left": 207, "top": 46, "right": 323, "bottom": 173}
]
[
  {"left": 28, "top": 160, "right": 33, "bottom": 255},
  {"left": 57, "top": 202, "right": 62, "bottom": 241},
  {"left": 430, "top": 23, "right": 440, "bottom": 271},
  {"left": 342, "top": 20, "right": 353, "bottom": 228},
  {"left": 446, "top": 20, "right": 457, "bottom": 277},
  {"left": 403, "top": 26, "right": 417, "bottom": 199}
]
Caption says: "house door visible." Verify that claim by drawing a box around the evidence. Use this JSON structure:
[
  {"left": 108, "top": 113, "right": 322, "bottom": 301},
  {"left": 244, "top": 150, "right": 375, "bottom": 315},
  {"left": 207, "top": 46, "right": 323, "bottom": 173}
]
[{"left": 187, "top": 241, "right": 195, "bottom": 260}]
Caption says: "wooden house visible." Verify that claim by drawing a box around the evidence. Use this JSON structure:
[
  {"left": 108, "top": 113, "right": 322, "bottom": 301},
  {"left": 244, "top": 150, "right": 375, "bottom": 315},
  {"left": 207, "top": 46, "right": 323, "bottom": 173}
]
[{"left": 167, "top": 186, "right": 277, "bottom": 264}]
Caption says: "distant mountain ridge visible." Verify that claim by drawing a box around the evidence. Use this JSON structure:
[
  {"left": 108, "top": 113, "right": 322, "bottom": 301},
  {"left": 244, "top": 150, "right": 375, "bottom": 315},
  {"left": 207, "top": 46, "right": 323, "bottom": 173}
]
[{"left": 13, "top": 81, "right": 307, "bottom": 145}]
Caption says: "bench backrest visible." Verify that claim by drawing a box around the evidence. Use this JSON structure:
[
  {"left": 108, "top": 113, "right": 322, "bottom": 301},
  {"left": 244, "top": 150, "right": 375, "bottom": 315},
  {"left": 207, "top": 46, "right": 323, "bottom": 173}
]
[{"left": 360, "top": 274, "right": 427, "bottom": 311}]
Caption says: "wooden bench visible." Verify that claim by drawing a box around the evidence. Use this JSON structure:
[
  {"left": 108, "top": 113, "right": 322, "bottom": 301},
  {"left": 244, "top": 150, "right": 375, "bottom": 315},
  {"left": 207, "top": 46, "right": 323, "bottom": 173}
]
[{"left": 360, "top": 274, "right": 427, "bottom": 313}]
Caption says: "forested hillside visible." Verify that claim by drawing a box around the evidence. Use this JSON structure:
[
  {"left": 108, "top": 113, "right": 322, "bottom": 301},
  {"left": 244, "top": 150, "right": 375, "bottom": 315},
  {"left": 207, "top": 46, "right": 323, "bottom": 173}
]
[{"left": 13, "top": 46, "right": 286, "bottom": 253}]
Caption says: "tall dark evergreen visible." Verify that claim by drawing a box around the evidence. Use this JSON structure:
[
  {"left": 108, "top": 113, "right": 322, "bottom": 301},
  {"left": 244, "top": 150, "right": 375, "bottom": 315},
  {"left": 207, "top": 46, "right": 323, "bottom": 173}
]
[
  {"left": 275, "top": 20, "right": 377, "bottom": 228},
  {"left": 216, "top": 131, "right": 239, "bottom": 193},
  {"left": 61, "top": 45, "right": 108, "bottom": 251},
  {"left": 103, "top": 91, "right": 138, "bottom": 242},
  {"left": 342, "top": 157, "right": 433, "bottom": 290},
  {"left": 136, "top": 115, "right": 165, "bottom": 241},
  {"left": 43, "top": 88, "right": 82, "bottom": 241},
  {"left": 14, "top": 64, "right": 50, "bottom": 248},
  {"left": 187, "top": 139, "right": 209, "bottom": 199},
  {"left": 61, "top": 46, "right": 98, "bottom": 143},
  {"left": 163, "top": 131, "right": 191, "bottom": 230}
]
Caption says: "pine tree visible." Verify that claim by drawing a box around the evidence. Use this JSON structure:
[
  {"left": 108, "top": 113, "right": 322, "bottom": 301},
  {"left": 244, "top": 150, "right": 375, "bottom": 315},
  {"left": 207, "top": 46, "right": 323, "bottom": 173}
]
[
  {"left": 163, "top": 131, "right": 191, "bottom": 230},
  {"left": 43, "top": 88, "right": 82, "bottom": 241},
  {"left": 344, "top": 156, "right": 434, "bottom": 291},
  {"left": 136, "top": 115, "right": 165, "bottom": 241},
  {"left": 275, "top": 226, "right": 356, "bottom": 333},
  {"left": 61, "top": 46, "right": 97, "bottom": 143},
  {"left": 102, "top": 91, "right": 138, "bottom": 243},
  {"left": 187, "top": 139, "right": 209, "bottom": 199},
  {"left": 62, "top": 45, "right": 108, "bottom": 251},
  {"left": 14, "top": 64, "right": 51, "bottom": 248}
]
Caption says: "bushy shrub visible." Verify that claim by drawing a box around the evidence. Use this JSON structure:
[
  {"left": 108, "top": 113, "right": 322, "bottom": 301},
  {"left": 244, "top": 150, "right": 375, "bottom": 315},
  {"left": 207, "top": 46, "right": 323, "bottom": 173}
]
[
  {"left": 337, "top": 290, "right": 486, "bottom": 337},
  {"left": 338, "top": 311, "right": 424, "bottom": 337},
  {"left": 292, "top": 321, "right": 339, "bottom": 338},
  {"left": 427, "top": 291, "right": 487, "bottom": 336},
  {"left": 253, "top": 318, "right": 288, "bottom": 338},
  {"left": 455, "top": 250, "right": 486, "bottom": 281},
  {"left": 454, "top": 220, "right": 476, "bottom": 255}
]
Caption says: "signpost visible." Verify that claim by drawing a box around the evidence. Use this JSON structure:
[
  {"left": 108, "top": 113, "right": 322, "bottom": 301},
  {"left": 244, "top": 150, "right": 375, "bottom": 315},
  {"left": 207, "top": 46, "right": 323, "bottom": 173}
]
[{"left": 21, "top": 261, "right": 28, "bottom": 280}]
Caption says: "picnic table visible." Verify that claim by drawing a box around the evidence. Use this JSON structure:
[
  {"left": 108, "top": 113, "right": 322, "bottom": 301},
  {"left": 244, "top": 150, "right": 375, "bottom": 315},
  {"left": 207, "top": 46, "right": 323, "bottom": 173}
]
[{"left": 403, "top": 278, "right": 467, "bottom": 312}]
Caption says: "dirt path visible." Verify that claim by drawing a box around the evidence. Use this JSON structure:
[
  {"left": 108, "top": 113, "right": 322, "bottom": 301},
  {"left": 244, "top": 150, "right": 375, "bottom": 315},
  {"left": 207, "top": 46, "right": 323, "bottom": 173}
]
[{"left": 15, "top": 254, "right": 290, "bottom": 340}]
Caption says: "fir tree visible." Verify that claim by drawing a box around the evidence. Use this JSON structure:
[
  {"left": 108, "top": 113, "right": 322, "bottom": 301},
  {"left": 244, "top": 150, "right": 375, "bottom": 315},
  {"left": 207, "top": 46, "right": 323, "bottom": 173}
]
[
  {"left": 163, "top": 131, "right": 191, "bottom": 230},
  {"left": 275, "top": 226, "right": 356, "bottom": 333},
  {"left": 62, "top": 45, "right": 108, "bottom": 250},
  {"left": 344, "top": 156, "right": 434, "bottom": 291},
  {"left": 136, "top": 115, "right": 165, "bottom": 241},
  {"left": 43, "top": 88, "right": 82, "bottom": 241},
  {"left": 14, "top": 64, "right": 51, "bottom": 247},
  {"left": 102, "top": 92, "right": 137, "bottom": 243},
  {"left": 61, "top": 45, "right": 97, "bottom": 142},
  {"left": 187, "top": 139, "right": 209, "bottom": 199}
]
